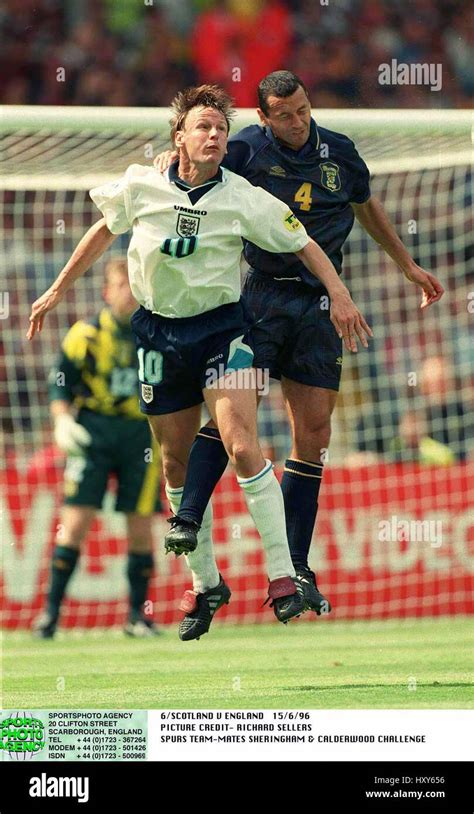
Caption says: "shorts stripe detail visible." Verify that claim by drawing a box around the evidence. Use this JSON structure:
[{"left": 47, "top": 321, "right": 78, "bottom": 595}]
[{"left": 226, "top": 334, "right": 254, "bottom": 373}]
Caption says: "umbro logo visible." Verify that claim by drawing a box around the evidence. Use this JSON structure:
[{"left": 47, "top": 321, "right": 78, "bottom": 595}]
[{"left": 269, "top": 165, "right": 286, "bottom": 177}]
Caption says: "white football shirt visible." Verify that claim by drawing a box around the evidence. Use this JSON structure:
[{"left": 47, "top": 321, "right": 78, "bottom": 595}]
[{"left": 90, "top": 163, "right": 309, "bottom": 318}]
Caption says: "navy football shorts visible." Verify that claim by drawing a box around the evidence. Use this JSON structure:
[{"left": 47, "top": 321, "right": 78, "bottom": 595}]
[
  {"left": 131, "top": 301, "right": 254, "bottom": 415},
  {"left": 242, "top": 270, "right": 343, "bottom": 391}
]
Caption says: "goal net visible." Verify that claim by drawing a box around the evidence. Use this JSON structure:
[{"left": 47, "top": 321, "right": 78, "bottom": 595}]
[{"left": 1, "top": 107, "right": 472, "bottom": 630}]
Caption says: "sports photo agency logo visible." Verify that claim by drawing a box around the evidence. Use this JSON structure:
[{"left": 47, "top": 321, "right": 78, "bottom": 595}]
[{"left": 1, "top": 712, "right": 46, "bottom": 760}]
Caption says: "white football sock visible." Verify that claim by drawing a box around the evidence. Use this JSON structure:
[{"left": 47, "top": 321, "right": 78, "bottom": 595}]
[
  {"left": 237, "top": 460, "right": 295, "bottom": 582},
  {"left": 165, "top": 484, "right": 219, "bottom": 594}
]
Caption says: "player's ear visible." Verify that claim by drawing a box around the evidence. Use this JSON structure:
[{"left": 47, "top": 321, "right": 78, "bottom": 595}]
[
  {"left": 256, "top": 107, "right": 268, "bottom": 126},
  {"left": 174, "top": 130, "right": 183, "bottom": 149}
]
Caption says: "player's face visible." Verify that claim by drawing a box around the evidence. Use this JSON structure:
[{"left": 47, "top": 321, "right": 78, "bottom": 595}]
[
  {"left": 104, "top": 271, "right": 137, "bottom": 321},
  {"left": 257, "top": 86, "right": 312, "bottom": 150},
  {"left": 176, "top": 106, "right": 228, "bottom": 167}
]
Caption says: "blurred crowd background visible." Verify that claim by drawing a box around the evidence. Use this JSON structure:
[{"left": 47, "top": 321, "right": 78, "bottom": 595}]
[
  {"left": 2, "top": 0, "right": 473, "bottom": 108},
  {"left": 1, "top": 0, "right": 473, "bottom": 470}
]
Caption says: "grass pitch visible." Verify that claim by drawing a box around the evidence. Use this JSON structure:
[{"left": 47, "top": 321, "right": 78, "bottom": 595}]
[{"left": 2, "top": 618, "right": 472, "bottom": 709}]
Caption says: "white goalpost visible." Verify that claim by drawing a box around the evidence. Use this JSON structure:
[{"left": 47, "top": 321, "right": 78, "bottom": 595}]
[{"left": 1, "top": 107, "right": 472, "bottom": 630}]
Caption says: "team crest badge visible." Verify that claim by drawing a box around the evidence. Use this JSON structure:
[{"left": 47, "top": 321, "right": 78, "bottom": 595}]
[
  {"left": 176, "top": 213, "right": 200, "bottom": 238},
  {"left": 319, "top": 162, "right": 341, "bottom": 192},
  {"left": 141, "top": 384, "right": 154, "bottom": 404}
]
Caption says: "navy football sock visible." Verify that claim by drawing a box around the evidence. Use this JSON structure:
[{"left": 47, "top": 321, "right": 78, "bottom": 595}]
[
  {"left": 280, "top": 458, "right": 324, "bottom": 569},
  {"left": 178, "top": 427, "right": 229, "bottom": 525},
  {"left": 127, "top": 552, "right": 154, "bottom": 620},
  {"left": 46, "top": 545, "right": 80, "bottom": 620}
]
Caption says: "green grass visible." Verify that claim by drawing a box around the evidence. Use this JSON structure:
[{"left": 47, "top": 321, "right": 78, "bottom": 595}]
[{"left": 2, "top": 618, "right": 473, "bottom": 709}]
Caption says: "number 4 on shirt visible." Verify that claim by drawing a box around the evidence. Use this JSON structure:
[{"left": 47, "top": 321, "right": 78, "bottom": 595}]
[{"left": 294, "top": 182, "right": 312, "bottom": 212}]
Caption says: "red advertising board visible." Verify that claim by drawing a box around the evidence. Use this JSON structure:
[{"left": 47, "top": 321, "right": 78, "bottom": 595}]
[{"left": 1, "top": 453, "right": 473, "bottom": 627}]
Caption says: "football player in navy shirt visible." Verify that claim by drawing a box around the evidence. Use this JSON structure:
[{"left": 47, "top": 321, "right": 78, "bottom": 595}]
[{"left": 158, "top": 71, "right": 444, "bottom": 616}]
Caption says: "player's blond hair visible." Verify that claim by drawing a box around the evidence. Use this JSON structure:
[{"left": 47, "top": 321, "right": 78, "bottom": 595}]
[
  {"left": 170, "top": 84, "right": 235, "bottom": 145},
  {"left": 104, "top": 257, "right": 128, "bottom": 283}
]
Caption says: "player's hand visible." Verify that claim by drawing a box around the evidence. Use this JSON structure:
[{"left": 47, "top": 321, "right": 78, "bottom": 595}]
[
  {"left": 27, "top": 287, "right": 62, "bottom": 340},
  {"left": 54, "top": 413, "right": 92, "bottom": 456},
  {"left": 403, "top": 265, "right": 444, "bottom": 309},
  {"left": 330, "top": 288, "right": 373, "bottom": 352},
  {"left": 153, "top": 149, "right": 178, "bottom": 173}
]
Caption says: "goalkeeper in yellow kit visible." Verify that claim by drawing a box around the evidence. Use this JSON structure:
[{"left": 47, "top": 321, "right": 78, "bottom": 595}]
[{"left": 33, "top": 259, "right": 162, "bottom": 638}]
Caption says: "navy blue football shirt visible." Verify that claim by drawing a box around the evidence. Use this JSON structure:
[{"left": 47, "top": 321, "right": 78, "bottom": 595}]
[{"left": 222, "top": 118, "right": 371, "bottom": 291}]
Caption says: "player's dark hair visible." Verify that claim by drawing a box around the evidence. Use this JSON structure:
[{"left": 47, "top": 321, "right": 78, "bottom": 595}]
[
  {"left": 170, "top": 84, "right": 235, "bottom": 144},
  {"left": 257, "top": 71, "right": 310, "bottom": 115}
]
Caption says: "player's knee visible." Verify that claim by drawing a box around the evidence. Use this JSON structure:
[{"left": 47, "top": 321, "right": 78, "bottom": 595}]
[
  {"left": 294, "top": 416, "right": 332, "bottom": 456},
  {"left": 127, "top": 515, "right": 153, "bottom": 553},
  {"left": 226, "top": 438, "right": 256, "bottom": 470},
  {"left": 57, "top": 529, "right": 83, "bottom": 550},
  {"left": 161, "top": 452, "right": 186, "bottom": 488},
  {"left": 128, "top": 535, "right": 152, "bottom": 554},
  {"left": 58, "top": 520, "right": 89, "bottom": 548}
]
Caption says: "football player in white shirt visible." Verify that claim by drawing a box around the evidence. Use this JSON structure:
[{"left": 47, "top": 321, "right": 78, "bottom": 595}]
[{"left": 28, "top": 84, "right": 371, "bottom": 641}]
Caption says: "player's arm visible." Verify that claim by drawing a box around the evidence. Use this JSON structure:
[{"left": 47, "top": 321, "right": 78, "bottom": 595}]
[
  {"left": 50, "top": 400, "right": 92, "bottom": 456},
  {"left": 27, "top": 218, "right": 117, "bottom": 340},
  {"left": 296, "top": 239, "right": 372, "bottom": 352},
  {"left": 351, "top": 196, "right": 444, "bottom": 308},
  {"left": 48, "top": 332, "right": 94, "bottom": 454}
]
